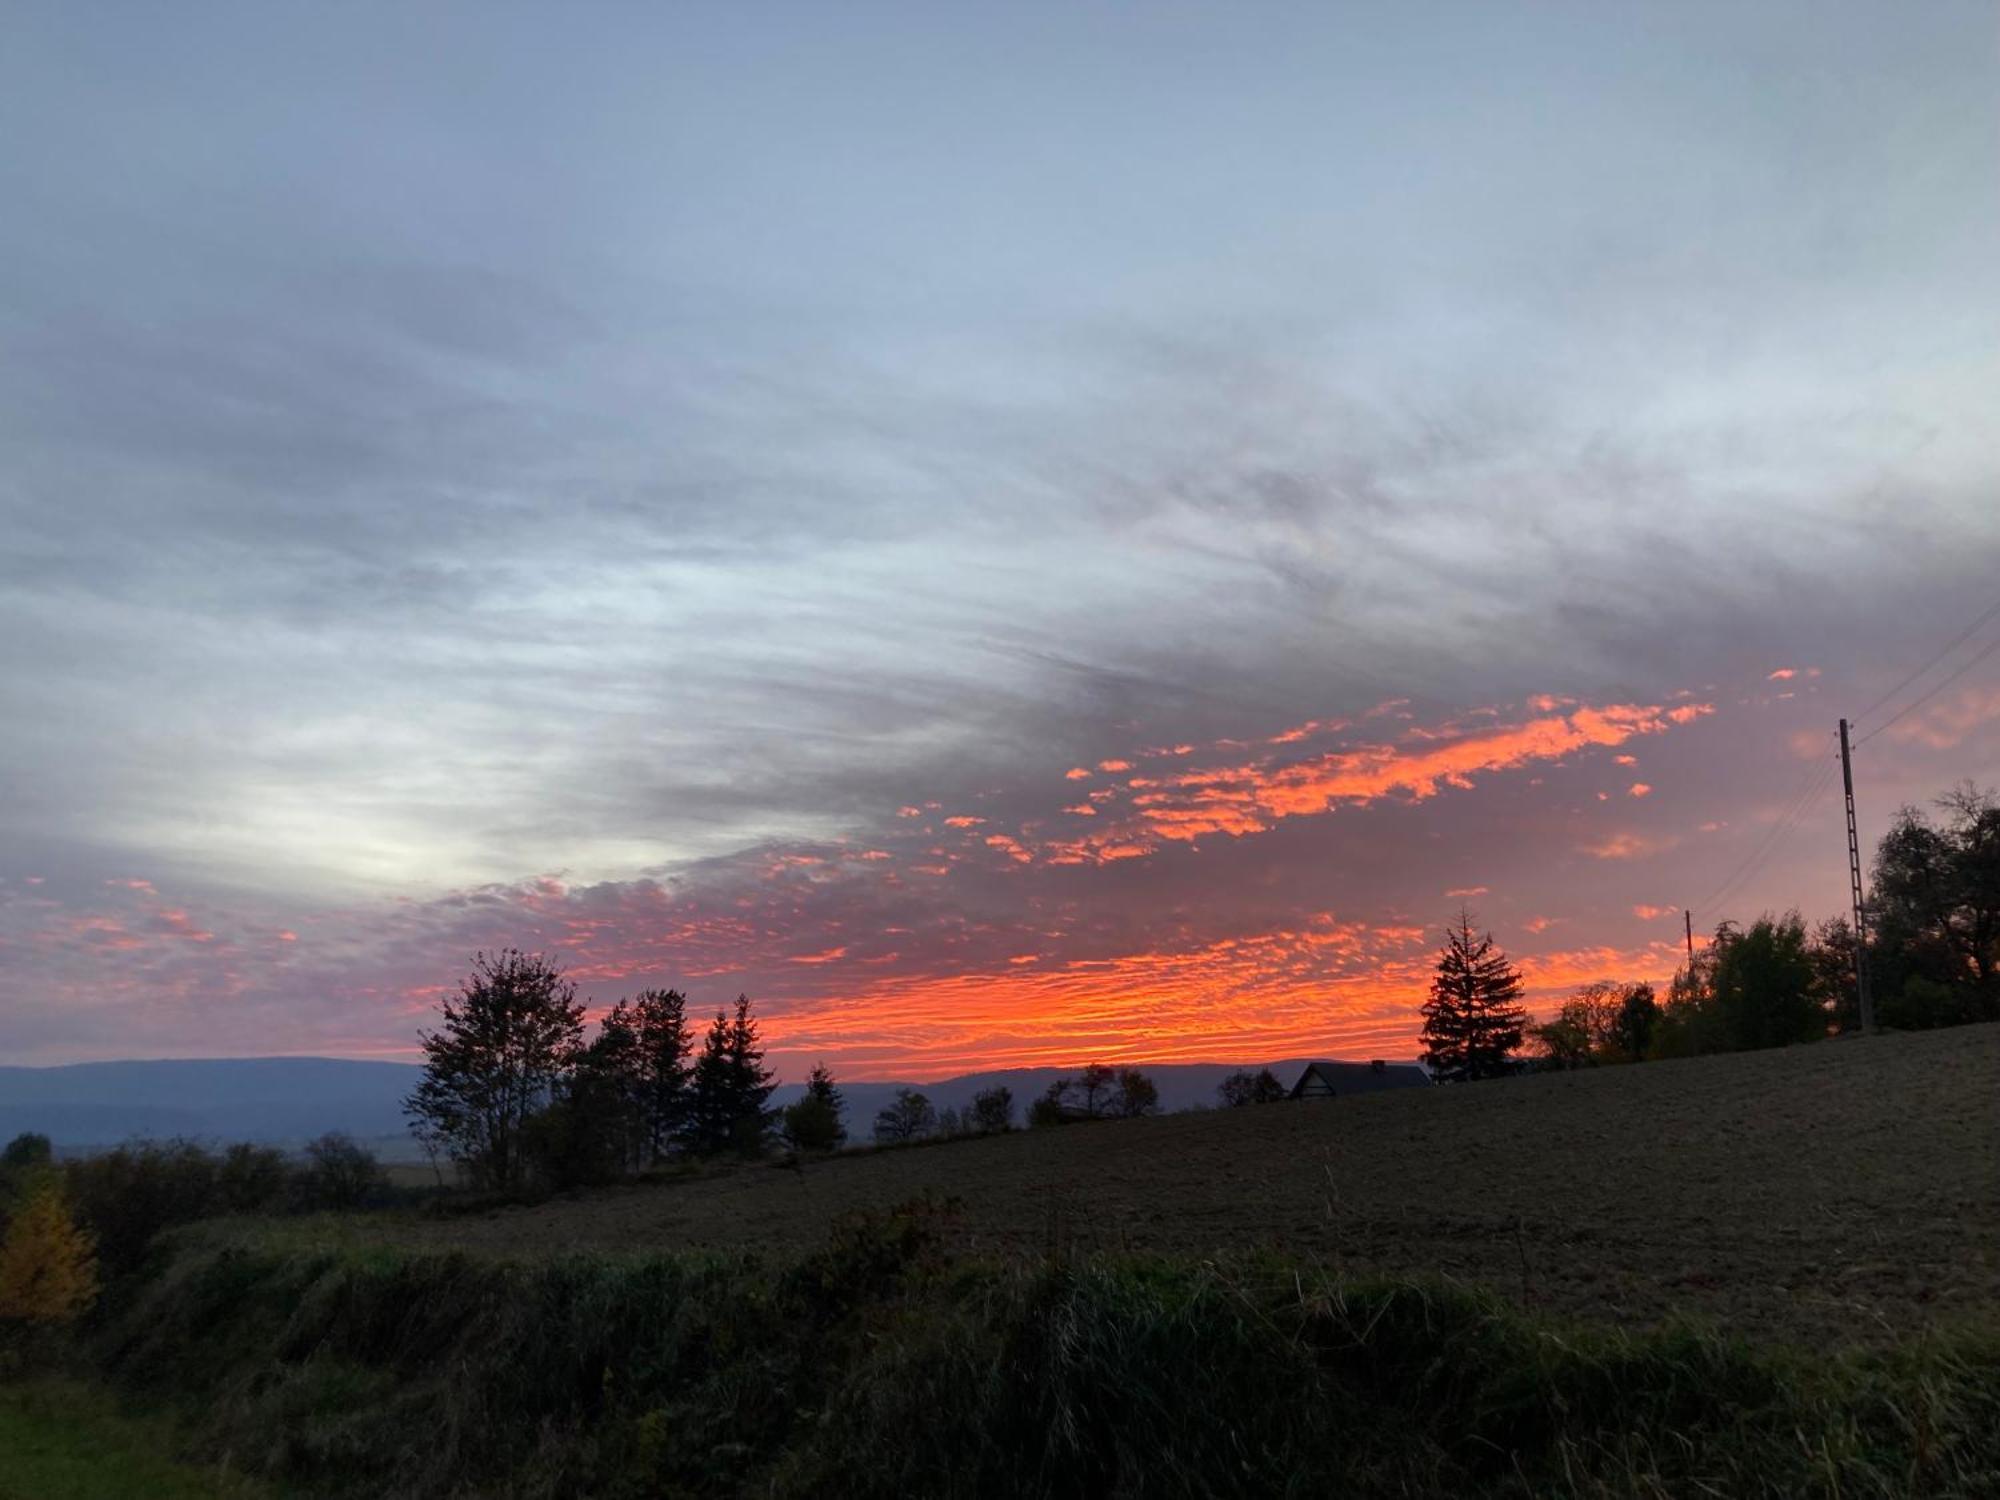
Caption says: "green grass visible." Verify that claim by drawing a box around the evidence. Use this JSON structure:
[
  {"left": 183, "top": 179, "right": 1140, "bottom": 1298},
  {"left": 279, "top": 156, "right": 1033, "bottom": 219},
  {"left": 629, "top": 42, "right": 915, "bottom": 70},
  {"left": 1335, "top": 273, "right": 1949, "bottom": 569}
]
[
  {"left": 48, "top": 1202, "right": 2000, "bottom": 1497},
  {"left": 0, "top": 1380, "right": 270, "bottom": 1500}
]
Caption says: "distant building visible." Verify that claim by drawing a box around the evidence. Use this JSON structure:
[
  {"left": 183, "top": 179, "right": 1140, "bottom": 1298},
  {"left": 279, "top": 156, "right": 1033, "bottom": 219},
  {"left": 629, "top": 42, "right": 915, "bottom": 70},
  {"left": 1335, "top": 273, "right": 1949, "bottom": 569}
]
[{"left": 1289, "top": 1059, "right": 1432, "bottom": 1100}]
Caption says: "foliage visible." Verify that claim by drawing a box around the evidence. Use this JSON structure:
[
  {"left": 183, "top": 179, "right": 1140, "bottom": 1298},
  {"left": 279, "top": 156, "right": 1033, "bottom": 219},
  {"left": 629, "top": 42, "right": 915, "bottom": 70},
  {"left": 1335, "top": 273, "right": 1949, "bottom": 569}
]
[
  {"left": 62, "top": 1139, "right": 226, "bottom": 1275},
  {"left": 3, "top": 1131, "right": 53, "bottom": 1174},
  {"left": 1036, "top": 1066, "right": 1160, "bottom": 1123},
  {"left": 1531, "top": 981, "right": 1660, "bottom": 1069},
  {"left": 781, "top": 1094, "right": 845, "bottom": 1154},
  {"left": 969, "top": 1085, "right": 1014, "bottom": 1133},
  {"left": 0, "top": 1177, "right": 98, "bottom": 1325},
  {"left": 1420, "top": 912, "right": 1527, "bottom": 1082},
  {"left": 1710, "top": 912, "right": 1824, "bottom": 1051},
  {"left": 1869, "top": 784, "right": 2000, "bottom": 1024},
  {"left": 217, "top": 1144, "right": 292, "bottom": 1214},
  {"left": 68, "top": 1231, "right": 2000, "bottom": 1499},
  {"left": 873, "top": 1089, "right": 936, "bottom": 1144},
  {"left": 405, "top": 950, "right": 586, "bottom": 1193},
  {"left": 685, "top": 995, "right": 778, "bottom": 1155},
  {"left": 1216, "top": 1068, "right": 1286, "bottom": 1106},
  {"left": 627, "top": 988, "right": 696, "bottom": 1163},
  {"left": 297, "top": 1134, "right": 385, "bottom": 1211}
]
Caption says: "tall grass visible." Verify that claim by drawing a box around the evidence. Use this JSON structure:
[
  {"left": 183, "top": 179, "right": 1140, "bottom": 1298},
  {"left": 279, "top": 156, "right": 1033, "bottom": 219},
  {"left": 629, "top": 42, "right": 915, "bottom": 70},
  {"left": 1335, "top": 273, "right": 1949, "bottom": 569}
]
[{"left": 68, "top": 1203, "right": 2000, "bottom": 1498}]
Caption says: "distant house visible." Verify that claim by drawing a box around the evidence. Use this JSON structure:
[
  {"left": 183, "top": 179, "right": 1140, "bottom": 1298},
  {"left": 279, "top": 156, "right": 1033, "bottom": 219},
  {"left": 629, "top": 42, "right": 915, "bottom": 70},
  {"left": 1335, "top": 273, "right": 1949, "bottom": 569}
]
[{"left": 1289, "top": 1059, "right": 1432, "bottom": 1100}]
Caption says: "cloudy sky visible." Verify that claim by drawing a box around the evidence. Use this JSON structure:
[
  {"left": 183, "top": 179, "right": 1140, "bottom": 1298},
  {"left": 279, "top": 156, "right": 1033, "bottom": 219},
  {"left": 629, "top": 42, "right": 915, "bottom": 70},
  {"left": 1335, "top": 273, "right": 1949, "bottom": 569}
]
[{"left": 3, "top": 3, "right": 1997, "bottom": 1075}]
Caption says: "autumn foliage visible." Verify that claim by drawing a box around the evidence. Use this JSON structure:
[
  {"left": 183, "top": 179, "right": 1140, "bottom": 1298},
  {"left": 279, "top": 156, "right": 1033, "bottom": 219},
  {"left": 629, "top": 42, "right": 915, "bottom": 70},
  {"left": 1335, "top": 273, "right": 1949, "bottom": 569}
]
[{"left": 0, "top": 1177, "right": 99, "bottom": 1325}]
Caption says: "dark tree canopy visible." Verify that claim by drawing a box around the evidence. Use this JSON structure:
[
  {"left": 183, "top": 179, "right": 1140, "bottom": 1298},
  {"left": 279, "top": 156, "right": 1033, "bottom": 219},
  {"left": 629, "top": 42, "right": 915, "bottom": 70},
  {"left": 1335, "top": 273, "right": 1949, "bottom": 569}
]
[
  {"left": 781, "top": 1063, "right": 847, "bottom": 1153},
  {"left": 686, "top": 994, "right": 777, "bottom": 1155},
  {"left": 872, "top": 1089, "right": 936, "bottom": 1143},
  {"left": 1218, "top": 1068, "right": 1287, "bottom": 1106},
  {"left": 1870, "top": 785, "right": 2000, "bottom": 1024},
  {"left": 969, "top": 1085, "right": 1014, "bottom": 1132},
  {"left": 405, "top": 950, "right": 585, "bottom": 1192},
  {"left": 1420, "top": 912, "right": 1527, "bottom": 1083}
]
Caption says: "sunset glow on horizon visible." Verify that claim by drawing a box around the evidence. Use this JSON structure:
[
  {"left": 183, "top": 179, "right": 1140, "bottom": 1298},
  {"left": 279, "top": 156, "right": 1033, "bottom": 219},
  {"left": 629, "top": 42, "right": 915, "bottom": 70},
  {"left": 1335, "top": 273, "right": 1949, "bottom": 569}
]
[{"left": 3, "top": 4, "right": 1997, "bottom": 1077}]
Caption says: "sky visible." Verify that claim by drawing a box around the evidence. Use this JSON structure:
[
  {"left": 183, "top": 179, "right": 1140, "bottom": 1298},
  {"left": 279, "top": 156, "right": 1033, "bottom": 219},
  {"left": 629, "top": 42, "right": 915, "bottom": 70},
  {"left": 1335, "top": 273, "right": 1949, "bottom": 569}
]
[{"left": 3, "top": 3, "right": 1998, "bottom": 1077}]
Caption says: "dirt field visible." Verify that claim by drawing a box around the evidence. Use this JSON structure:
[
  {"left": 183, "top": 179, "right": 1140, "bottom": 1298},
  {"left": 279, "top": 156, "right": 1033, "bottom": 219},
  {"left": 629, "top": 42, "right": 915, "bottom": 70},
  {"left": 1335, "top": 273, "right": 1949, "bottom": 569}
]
[{"left": 375, "top": 1025, "right": 1999, "bottom": 1342}]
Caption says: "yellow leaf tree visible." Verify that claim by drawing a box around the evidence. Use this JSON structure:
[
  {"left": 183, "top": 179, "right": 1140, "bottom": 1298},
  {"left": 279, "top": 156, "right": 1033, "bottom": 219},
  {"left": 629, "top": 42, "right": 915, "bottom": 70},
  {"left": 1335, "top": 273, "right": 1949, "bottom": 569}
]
[{"left": 0, "top": 1180, "right": 99, "bottom": 1325}]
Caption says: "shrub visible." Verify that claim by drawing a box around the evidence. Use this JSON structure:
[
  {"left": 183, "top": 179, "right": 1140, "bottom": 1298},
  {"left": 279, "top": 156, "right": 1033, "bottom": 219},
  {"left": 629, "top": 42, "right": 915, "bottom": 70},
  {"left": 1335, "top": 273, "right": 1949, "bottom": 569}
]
[
  {"left": 297, "top": 1134, "right": 384, "bottom": 1211},
  {"left": 780, "top": 1093, "right": 844, "bottom": 1154},
  {"left": 217, "top": 1143, "right": 291, "bottom": 1214},
  {"left": 63, "top": 1140, "right": 220, "bottom": 1274}
]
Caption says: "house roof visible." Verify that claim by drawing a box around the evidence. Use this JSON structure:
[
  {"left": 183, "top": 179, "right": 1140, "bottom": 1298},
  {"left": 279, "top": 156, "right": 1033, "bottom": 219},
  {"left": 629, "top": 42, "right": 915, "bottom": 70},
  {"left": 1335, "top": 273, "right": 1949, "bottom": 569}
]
[{"left": 1289, "top": 1060, "right": 1433, "bottom": 1098}]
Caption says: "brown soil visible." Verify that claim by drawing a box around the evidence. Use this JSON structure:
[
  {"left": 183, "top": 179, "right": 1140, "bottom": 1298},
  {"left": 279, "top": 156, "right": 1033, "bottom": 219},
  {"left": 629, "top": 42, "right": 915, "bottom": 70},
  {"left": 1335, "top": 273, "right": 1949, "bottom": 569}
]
[{"left": 381, "top": 1025, "right": 1999, "bottom": 1342}]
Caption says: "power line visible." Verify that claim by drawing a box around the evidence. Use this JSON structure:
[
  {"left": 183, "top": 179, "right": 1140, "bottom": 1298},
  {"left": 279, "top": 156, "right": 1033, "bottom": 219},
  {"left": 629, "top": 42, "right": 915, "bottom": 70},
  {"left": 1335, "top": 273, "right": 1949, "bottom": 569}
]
[
  {"left": 1701, "top": 757, "right": 1837, "bottom": 921},
  {"left": 1854, "top": 632, "right": 2000, "bottom": 749},
  {"left": 1691, "top": 744, "right": 1839, "bottom": 923},
  {"left": 1850, "top": 594, "right": 2000, "bottom": 730}
]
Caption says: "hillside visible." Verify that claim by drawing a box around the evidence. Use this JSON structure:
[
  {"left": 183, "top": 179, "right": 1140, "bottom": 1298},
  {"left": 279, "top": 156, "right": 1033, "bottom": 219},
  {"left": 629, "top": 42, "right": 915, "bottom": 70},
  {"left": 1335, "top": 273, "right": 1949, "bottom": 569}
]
[
  {"left": 370, "top": 1024, "right": 2000, "bottom": 1342},
  {"left": 0, "top": 1053, "right": 1363, "bottom": 1155}
]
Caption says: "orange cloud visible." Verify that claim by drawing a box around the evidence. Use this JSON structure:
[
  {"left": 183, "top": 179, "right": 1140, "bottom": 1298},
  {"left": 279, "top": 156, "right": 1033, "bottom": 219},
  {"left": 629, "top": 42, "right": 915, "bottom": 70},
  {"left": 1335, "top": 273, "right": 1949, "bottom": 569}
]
[
  {"left": 1121, "top": 699, "right": 1710, "bottom": 847},
  {"left": 1628, "top": 782, "right": 1653, "bottom": 798},
  {"left": 1097, "top": 759, "right": 1133, "bottom": 773},
  {"left": 1064, "top": 767, "right": 1091, "bottom": 780},
  {"left": 1767, "top": 668, "right": 1798, "bottom": 681},
  {"left": 1444, "top": 885, "right": 1488, "bottom": 899},
  {"left": 1632, "top": 904, "right": 1675, "bottom": 920}
]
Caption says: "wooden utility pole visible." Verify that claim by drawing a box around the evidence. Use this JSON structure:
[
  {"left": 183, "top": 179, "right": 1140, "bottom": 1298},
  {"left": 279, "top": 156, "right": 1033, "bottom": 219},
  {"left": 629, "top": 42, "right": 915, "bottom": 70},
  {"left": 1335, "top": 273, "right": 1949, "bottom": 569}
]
[
  {"left": 1684, "top": 908, "right": 1694, "bottom": 966},
  {"left": 1838, "top": 718, "right": 1875, "bottom": 1031}
]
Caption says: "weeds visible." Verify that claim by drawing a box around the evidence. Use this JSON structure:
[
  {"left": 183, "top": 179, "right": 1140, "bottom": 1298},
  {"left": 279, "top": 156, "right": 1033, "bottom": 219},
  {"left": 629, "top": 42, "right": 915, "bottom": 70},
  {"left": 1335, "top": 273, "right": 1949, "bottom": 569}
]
[{"left": 41, "top": 1206, "right": 2000, "bottom": 1498}]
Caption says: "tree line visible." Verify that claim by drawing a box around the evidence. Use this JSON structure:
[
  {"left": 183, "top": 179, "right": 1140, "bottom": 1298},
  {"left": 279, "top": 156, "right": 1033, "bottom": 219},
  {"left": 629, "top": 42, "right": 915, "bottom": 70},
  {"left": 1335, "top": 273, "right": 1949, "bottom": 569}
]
[{"left": 1418, "top": 782, "right": 1999, "bottom": 1078}]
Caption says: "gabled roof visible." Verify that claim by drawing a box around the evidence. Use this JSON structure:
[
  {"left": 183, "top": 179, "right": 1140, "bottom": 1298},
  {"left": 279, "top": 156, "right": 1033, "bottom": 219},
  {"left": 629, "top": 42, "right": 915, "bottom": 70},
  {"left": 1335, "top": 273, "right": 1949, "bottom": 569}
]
[{"left": 1289, "top": 1060, "right": 1433, "bottom": 1099}]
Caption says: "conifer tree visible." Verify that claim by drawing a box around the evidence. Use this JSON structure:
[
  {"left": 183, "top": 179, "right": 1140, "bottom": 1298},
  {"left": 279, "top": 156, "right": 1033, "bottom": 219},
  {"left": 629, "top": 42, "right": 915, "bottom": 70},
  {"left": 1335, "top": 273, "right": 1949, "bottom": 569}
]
[
  {"left": 1420, "top": 911, "right": 1527, "bottom": 1082},
  {"left": 686, "top": 995, "right": 777, "bottom": 1154},
  {"left": 630, "top": 988, "right": 694, "bottom": 1162},
  {"left": 0, "top": 1178, "right": 99, "bottom": 1325}
]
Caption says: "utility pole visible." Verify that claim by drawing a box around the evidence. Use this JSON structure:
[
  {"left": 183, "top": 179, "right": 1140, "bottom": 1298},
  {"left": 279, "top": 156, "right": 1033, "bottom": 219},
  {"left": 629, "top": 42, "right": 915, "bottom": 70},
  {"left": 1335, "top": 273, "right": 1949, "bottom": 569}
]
[
  {"left": 1838, "top": 719, "right": 1875, "bottom": 1031},
  {"left": 1684, "top": 908, "right": 1694, "bottom": 966}
]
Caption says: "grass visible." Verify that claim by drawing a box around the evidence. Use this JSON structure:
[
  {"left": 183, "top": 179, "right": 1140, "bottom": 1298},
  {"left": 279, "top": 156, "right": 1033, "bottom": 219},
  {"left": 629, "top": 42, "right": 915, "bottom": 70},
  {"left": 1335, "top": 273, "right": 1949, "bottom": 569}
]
[
  {"left": 52, "top": 1197, "right": 2000, "bottom": 1498},
  {"left": 0, "top": 1379, "right": 270, "bottom": 1500}
]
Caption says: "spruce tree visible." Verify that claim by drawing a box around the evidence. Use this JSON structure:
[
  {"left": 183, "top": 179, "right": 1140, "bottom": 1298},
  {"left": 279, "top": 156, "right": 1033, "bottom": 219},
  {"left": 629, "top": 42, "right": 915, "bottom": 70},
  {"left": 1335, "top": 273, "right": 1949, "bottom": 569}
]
[
  {"left": 1420, "top": 911, "right": 1527, "bottom": 1082},
  {"left": 685, "top": 995, "right": 776, "bottom": 1154},
  {"left": 630, "top": 988, "right": 693, "bottom": 1162}
]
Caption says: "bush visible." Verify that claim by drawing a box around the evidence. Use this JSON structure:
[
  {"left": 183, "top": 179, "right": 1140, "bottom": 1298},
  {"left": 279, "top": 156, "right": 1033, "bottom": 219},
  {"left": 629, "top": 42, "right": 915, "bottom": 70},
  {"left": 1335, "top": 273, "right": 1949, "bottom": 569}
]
[
  {"left": 780, "top": 1093, "right": 844, "bottom": 1154},
  {"left": 63, "top": 1140, "right": 220, "bottom": 1274},
  {"left": 217, "top": 1144, "right": 291, "bottom": 1214},
  {"left": 71, "top": 1235, "right": 2000, "bottom": 1499},
  {"left": 2, "top": 1133, "right": 53, "bottom": 1174},
  {"left": 297, "top": 1135, "right": 384, "bottom": 1211}
]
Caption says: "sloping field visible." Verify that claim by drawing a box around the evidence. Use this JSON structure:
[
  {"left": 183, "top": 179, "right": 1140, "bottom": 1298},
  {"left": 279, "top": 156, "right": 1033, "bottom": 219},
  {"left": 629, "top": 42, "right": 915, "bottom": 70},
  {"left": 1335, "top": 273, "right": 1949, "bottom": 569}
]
[{"left": 380, "top": 1025, "right": 1999, "bottom": 1341}]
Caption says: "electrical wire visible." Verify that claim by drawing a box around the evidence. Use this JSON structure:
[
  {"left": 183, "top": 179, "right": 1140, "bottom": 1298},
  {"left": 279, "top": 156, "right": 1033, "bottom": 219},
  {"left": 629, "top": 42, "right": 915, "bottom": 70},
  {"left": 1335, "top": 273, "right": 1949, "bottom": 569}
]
[
  {"left": 1690, "top": 743, "right": 1840, "bottom": 923},
  {"left": 1853, "top": 631, "right": 2000, "bottom": 749},
  {"left": 1850, "top": 594, "right": 2000, "bottom": 730}
]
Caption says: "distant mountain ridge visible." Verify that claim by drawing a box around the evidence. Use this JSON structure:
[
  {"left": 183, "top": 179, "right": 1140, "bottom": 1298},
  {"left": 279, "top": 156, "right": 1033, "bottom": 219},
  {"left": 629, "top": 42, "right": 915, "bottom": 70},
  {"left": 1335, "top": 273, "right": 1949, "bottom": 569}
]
[{"left": 0, "top": 1054, "right": 1417, "bottom": 1159}]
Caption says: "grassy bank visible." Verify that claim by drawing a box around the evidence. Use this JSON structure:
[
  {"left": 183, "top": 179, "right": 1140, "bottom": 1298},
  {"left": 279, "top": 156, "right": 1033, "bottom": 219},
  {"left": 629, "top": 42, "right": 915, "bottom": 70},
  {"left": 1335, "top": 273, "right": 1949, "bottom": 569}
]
[
  {"left": 45, "top": 1203, "right": 2000, "bottom": 1498},
  {"left": 0, "top": 1380, "right": 269, "bottom": 1499}
]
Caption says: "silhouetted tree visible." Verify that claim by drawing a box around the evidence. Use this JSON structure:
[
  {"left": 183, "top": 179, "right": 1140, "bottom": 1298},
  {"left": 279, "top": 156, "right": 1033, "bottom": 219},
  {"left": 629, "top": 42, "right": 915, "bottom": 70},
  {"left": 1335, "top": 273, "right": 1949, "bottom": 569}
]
[
  {"left": 405, "top": 950, "right": 585, "bottom": 1192},
  {"left": 1075, "top": 1063, "right": 1117, "bottom": 1116},
  {"left": 873, "top": 1089, "right": 936, "bottom": 1143},
  {"left": 298, "top": 1133, "right": 384, "bottom": 1209},
  {"left": 1420, "top": 912, "right": 1527, "bottom": 1082},
  {"left": 686, "top": 995, "right": 777, "bottom": 1154},
  {"left": 1113, "top": 1068, "right": 1159, "bottom": 1117},
  {"left": 1609, "top": 983, "right": 1661, "bottom": 1063},
  {"left": 1710, "top": 912, "right": 1822, "bottom": 1050},
  {"left": 780, "top": 1064, "right": 847, "bottom": 1153},
  {"left": 969, "top": 1085, "right": 1015, "bottom": 1132},
  {"left": 1217, "top": 1069, "right": 1287, "bottom": 1106},
  {"left": 1870, "top": 784, "right": 2000, "bottom": 1025},
  {"left": 630, "top": 988, "right": 695, "bottom": 1162}
]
